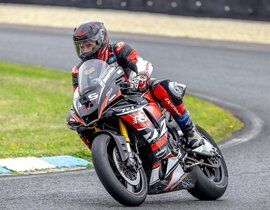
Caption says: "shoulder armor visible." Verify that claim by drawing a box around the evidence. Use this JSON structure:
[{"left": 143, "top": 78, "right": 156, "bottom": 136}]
[{"left": 114, "top": 42, "right": 126, "bottom": 54}]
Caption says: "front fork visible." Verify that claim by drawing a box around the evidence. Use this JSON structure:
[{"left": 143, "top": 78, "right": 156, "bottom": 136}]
[
  {"left": 118, "top": 118, "right": 141, "bottom": 168},
  {"left": 118, "top": 118, "right": 132, "bottom": 153}
]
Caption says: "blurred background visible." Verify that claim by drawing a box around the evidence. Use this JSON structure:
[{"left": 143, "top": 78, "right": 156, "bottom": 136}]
[{"left": 1, "top": 0, "right": 270, "bottom": 21}]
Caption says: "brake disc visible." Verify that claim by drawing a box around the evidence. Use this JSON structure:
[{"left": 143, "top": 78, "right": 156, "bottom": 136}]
[{"left": 112, "top": 148, "right": 141, "bottom": 185}]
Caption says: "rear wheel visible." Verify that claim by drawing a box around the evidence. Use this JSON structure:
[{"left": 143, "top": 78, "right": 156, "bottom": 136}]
[
  {"left": 188, "top": 125, "right": 228, "bottom": 200},
  {"left": 92, "top": 134, "right": 148, "bottom": 206}
]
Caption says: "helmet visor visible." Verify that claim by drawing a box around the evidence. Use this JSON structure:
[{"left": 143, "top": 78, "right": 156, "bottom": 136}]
[{"left": 74, "top": 38, "right": 100, "bottom": 60}]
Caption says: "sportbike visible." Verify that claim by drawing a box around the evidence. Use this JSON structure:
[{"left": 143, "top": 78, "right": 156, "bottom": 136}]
[{"left": 70, "top": 59, "right": 228, "bottom": 206}]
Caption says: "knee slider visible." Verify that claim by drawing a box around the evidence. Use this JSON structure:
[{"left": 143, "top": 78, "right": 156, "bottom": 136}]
[{"left": 168, "top": 81, "right": 187, "bottom": 100}]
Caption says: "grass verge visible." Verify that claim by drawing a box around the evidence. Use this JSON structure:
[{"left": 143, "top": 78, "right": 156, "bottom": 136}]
[{"left": 0, "top": 61, "right": 243, "bottom": 162}]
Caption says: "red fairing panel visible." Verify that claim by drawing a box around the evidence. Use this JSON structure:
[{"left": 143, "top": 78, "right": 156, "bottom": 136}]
[
  {"left": 120, "top": 110, "right": 153, "bottom": 129},
  {"left": 144, "top": 91, "right": 163, "bottom": 120},
  {"left": 144, "top": 91, "right": 156, "bottom": 103},
  {"left": 151, "top": 133, "right": 168, "bottom": 151},
  {"left": 145, "top": 103, "right": 163, "bottom": 120}
]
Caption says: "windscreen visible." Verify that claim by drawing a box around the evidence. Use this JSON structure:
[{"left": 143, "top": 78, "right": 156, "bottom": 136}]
[{"left": 78, "top": 59, "right": 109, "bottom": 95}]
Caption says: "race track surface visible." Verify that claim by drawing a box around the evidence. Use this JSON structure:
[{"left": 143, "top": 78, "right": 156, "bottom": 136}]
[{"left": 0, "top": 25, "right": 269, "bottom": 210}]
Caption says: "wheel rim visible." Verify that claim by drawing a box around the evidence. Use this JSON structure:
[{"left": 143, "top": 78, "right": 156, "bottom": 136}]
[
  {"left": 194, "top": 131, "right": 225, "bottom": 183},
  {"left": 113, "top": 148, "right": 141, "bottom": 185},
  {"left": 111, "top": 147, "right": 145, "bottom": 194},
  {"left": 200, "top": 152, "right": 225, "bottom": 183}
]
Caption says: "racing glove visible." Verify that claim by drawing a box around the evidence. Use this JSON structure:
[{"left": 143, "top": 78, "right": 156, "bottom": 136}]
[
  {"left": 130, "top": 73, "right": 150, "bottom": 92},
  {"left": 72, "top": 66, "right": 79, "bottom": 91}
]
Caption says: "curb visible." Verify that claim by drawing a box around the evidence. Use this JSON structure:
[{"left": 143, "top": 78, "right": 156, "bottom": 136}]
[
  {"left": 0, "top": 155, "right": 92, "bottom": 175},
  {"left": 189, "top": 91, "right": 264, "bottom": 149}
]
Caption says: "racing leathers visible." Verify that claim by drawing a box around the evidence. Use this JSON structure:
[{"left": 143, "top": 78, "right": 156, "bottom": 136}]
[{"left": 67, "top": 42, "right": 204, "bottom": 149}]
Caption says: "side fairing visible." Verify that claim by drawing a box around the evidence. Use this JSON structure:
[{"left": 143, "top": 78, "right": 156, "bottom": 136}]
[
  {"left": 115, "top": 99, "right": 191, "bottom": 194},
  {"left": 118, "top": 101, "right": 171, "bottom": 163}
]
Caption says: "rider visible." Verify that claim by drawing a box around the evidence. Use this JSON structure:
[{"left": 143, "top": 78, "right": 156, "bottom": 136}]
[{"left": 66, "top": 21, "right": 205, "bottom": 150}]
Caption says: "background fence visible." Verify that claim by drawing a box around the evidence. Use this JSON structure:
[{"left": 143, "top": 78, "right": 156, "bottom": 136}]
[{"left": 1, "top": 0, "right": 270, "bottom": 21}]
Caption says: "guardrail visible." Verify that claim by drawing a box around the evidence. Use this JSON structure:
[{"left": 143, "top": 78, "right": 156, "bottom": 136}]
[{"left": 1, "top": 0, "right": 270, "bottom": 21}]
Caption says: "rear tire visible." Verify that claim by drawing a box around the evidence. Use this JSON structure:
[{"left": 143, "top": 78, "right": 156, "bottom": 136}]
[
  {"left": 188, "top": 125, "right": 228, "bottom": 200},
  {"left": 92, "top": 134, "right": 148, "bottom": 206}
]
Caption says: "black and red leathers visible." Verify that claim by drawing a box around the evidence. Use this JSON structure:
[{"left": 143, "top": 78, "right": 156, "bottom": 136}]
[
  {"left": 70, "top": 42, "right": 187, "bottom": 118},
  {"left": 71, "top": 42, "right": 140, "bottom": 91},
  {"left": 68, "top": 42, "right": 188, "bottom": 130},
  {"left": 67, "top": 41, "right": 203, "bottom": 149}
]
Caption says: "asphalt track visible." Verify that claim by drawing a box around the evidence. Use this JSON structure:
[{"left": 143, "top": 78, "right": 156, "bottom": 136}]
[{"left": 0, "top": 24, "right": 270, "bottom": 210}]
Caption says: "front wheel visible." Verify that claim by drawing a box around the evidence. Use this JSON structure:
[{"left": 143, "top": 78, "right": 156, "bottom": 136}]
[
  {"left": 188, "top": 125, "right": 228, "bottom": 200},
  {"left": 92, "top": 134, "right": 148, "bottom": 206}
]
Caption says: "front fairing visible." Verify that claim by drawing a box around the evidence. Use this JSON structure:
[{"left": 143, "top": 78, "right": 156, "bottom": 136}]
[
  {"left": 72, "top": 59, "right": 124, "bottom": 125},
  {"left": 73, "top": 87, "right": 100, "bottom": 125}
]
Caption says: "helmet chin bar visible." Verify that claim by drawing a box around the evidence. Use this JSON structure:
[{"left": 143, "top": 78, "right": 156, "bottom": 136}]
[
  {"left": 73, "top": 21, "right": 108, "bottom": 61},
  {"left": 81, "top": 52, "right": 97, "bottom": 61},
  {"left": 80, "top": 46, "right": 100, "bottom": 60}
]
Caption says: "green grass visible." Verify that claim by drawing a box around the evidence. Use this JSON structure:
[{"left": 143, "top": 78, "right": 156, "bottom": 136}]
[
  {"left": 0, "top": 61, "right": 243, "bottom": 161},
  {"left": 184, "top": 95, "right": 242, "bottom": 142},
  {"left": 0, "top": 61, "right": 90, "bottom": 161}
]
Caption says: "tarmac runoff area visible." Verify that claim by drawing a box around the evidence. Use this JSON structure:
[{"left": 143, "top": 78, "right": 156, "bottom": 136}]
[{"left": 0, "top": 4, "right": 269, "bottom": 174}]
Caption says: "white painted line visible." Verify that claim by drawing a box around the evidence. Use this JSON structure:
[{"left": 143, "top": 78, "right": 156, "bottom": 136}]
[
  {"left": 0, "top": 157, "right": 56, "bottom": 172},
  {"left": 190, "top": 92, "right": 264, "bottom": 149}
]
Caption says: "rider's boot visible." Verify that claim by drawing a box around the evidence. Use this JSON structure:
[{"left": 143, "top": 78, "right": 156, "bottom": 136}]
[{"left": 174, "top": 110, "right": 205, "bottom": 150}]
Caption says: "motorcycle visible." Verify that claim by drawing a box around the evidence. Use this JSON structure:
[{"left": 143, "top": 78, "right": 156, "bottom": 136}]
[{"left": 70, "top": 59, "right": 228, "bottom": 206}]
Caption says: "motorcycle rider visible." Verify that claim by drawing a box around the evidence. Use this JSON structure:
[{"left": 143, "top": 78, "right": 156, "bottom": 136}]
[{"left": 67, "top": 21, "right": 205, "bottom": 150}]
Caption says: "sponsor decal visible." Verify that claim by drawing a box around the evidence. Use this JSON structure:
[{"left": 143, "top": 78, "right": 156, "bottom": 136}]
[
  {"left": 115, "top": 42, "right": 125, "bottom": 53},
  {"left": 84, "top": 67, "right": 95, "bottom": 75},
  {"left": 133, "top": 112, "right": 148, "bottom": 124},
  {"left": 164, "top": 98, "right": 181, "bottom": 116},
  {"left": 88, "top": 93, "right": 99, "bottom": 101},
  {"left": 122, "top": 106, "right": 135, "bottom": 113}
]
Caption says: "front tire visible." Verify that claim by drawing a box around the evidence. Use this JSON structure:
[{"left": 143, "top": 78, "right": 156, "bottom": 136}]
[
  {"left": 188, "top": 125, "right": 228, "bottom": 200},
  {"left": 92, "top": 134, "right": 148, "bottom": 206}
]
